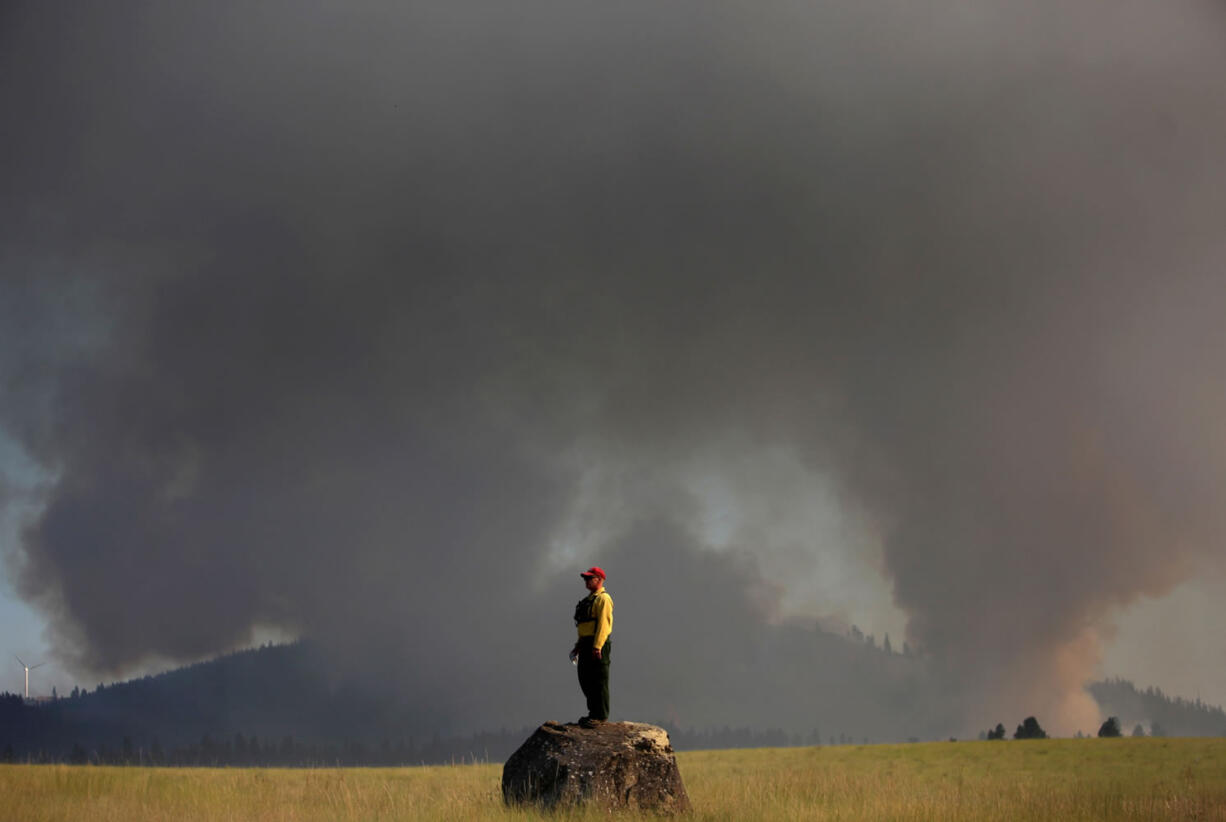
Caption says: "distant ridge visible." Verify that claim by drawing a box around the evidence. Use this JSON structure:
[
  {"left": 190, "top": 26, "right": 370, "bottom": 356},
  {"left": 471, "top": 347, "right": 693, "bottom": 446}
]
[
  {"left": 3, "top": 641, "right": 1222, "bottom": 765},
  {"left": 1089, "top": 678, "right": 1226, "bottom": 738},
  {"left": 0, "top": 641, "right": 527, "bottom": 765}
]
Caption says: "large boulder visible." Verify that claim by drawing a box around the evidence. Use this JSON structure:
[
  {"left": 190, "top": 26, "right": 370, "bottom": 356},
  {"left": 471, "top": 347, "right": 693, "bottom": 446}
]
[{"left": 502, "top": 720, "right": 691, "bottom": 813}]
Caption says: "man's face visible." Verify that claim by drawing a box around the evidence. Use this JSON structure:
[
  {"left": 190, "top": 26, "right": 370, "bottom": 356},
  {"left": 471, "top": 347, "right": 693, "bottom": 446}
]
[{"left": 583, "top": 575, "right": 602, "bottom": 592}]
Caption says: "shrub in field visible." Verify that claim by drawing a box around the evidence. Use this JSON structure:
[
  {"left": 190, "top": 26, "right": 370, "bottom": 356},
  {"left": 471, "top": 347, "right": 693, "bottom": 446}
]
[
  {"left": 1098, "top": 717, "right": 1121, "bottom": 738},
  {"left": 1014, "top": 717, "right": 1047, "bottom": 739},
  {"left": 986, "top": 723, "right": 1007, "bottom": 741}
]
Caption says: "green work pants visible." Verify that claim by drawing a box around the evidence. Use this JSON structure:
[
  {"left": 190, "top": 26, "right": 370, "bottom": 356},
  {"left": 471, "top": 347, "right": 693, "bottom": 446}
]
[{"left": 576, "top": 636, "right": 611, "bottom": 720}]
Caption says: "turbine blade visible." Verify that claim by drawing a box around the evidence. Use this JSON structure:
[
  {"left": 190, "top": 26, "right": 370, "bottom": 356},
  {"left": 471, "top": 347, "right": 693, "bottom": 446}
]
[
  {"left": 14, "top": 655, "right": 25, "bottom": 668},
  {"left": 31, "top": 662, "right": 47, "bottom": 670}
]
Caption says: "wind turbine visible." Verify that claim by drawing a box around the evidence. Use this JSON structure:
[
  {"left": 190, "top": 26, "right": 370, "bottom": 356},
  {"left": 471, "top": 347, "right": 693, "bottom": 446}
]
[{"left": 14, "top": 655, "right": 46, "bottom": 700}]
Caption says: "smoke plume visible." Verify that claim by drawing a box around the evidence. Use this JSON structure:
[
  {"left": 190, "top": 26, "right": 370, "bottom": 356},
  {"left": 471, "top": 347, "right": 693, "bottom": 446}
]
[{"left": 3, "top": 0, "right": 1226, "bottom": 736}]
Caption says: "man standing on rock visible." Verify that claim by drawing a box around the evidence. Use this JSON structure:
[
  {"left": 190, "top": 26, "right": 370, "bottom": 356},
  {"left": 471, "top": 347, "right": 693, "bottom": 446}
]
[{"left": 571, "top": 566, "right": 613, "bottom": 727}]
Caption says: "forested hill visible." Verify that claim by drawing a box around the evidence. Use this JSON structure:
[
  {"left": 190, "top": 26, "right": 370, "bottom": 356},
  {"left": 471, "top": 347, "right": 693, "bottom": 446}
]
[
  {"left": 2, "top": 640, "right": 1222, "bottom": 765},
  {"left": 0, "top": 642, "right": 451, "bottom": 764},
  {"left": 0, "top": 641, "right": 832, "bottom": 765},
  {"left": 1089, "top": 678, "right": 1226, "bottom": 738},
  {"left": 2, "top": 624, "right": 939, "bottom": 766}
]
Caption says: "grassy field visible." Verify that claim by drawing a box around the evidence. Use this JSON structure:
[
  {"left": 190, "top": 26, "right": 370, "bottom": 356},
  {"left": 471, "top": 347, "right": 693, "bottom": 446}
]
[{"left": 3, "top": 737, "right": 1224, "bottom": 821}]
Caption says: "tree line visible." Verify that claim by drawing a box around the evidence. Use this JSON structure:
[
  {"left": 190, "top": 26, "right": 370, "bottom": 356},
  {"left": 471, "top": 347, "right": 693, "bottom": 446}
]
[{"left": 1, "top": 722, "right": 531, "bottom": 767}]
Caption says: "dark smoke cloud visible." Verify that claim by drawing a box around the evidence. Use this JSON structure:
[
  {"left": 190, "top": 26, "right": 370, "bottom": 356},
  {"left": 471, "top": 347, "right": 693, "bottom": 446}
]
[{"left": 3, "top": 0, "right": 1226, "bottom": 735}]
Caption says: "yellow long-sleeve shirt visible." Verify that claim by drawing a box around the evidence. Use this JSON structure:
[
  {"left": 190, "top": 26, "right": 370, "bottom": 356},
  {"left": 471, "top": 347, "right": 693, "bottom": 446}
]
[{"left": 575, "top": 588, "right": 613, "bottom": 651}]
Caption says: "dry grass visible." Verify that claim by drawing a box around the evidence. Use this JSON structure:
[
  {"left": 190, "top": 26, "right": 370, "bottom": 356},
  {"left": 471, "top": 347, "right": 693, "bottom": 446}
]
[
  {"left": 2, "top": 737, "right": 1224, "bottom": 821},
  {"left": 682, "top": 737, "right": 1226, "bottom": 820}
]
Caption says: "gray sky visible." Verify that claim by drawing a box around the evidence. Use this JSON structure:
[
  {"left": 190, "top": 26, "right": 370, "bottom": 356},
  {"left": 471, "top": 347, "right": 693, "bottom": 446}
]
[{"left": 3, "top": 0, "right": 1226, "bottom": 736}]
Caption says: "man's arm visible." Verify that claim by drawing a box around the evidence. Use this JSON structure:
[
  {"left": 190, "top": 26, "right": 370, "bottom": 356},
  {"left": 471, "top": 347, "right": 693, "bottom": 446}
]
[{"left": 592, "top": 592, "right": 613, "bottom": 658}]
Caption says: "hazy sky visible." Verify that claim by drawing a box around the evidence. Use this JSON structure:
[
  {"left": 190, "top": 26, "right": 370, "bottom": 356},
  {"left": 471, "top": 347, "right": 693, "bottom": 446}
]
[{"left": 3, "top": 0, "right": 1226, "bottom": 736}]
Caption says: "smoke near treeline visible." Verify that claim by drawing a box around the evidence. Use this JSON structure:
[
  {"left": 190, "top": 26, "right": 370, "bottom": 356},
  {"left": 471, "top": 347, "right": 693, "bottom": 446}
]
[{"left": 3, "top": 1, "right": 1226, "bottom": 737}]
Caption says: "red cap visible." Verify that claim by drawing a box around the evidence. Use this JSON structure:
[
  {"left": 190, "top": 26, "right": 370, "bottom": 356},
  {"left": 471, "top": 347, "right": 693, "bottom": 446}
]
[{"left": 580, "top": 566, "right": 606, "bottom": 581}]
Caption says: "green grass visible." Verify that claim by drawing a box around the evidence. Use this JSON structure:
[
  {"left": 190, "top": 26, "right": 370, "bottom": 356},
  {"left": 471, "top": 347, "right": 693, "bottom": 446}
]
[{"left": 3, "top": 738, "right": 1224, "bottom": 820}]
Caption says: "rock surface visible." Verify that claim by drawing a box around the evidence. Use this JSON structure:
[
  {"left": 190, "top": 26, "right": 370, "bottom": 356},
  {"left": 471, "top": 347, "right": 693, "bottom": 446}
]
[{"left": 502, "top": 720, "right": 691, "bottom": 813}]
